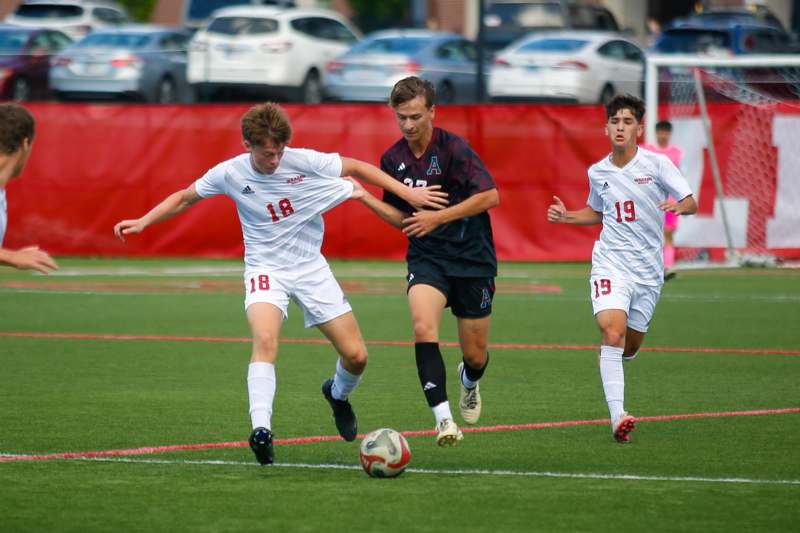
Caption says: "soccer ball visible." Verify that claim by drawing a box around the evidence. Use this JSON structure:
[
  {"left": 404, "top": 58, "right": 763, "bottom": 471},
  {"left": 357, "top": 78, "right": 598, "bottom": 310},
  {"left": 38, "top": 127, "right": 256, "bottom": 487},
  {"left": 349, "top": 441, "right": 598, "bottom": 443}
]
[{"left": 359, "top": 428, "right": 411, "bottom": 478}]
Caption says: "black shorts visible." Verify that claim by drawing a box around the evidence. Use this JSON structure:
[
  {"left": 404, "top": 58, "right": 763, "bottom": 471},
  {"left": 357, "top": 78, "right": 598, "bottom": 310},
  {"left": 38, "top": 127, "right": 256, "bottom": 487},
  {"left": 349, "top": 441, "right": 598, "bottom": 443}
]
[{"left": 406, "top": 263, "right": 495, "bottom": 319}]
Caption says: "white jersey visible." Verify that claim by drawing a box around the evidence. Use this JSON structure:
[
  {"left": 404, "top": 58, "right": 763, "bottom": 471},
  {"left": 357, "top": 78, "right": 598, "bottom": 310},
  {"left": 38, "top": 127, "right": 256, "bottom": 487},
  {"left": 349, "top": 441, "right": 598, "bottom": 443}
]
[
  {"left": 587, "top": 147, "right": 693, "bottom": 286},
  {"left": 0, "top": 188, "right": 6, "bottom": 246},
  {"left": 194, "top": 147, "right": 353, "bottom": 271}
]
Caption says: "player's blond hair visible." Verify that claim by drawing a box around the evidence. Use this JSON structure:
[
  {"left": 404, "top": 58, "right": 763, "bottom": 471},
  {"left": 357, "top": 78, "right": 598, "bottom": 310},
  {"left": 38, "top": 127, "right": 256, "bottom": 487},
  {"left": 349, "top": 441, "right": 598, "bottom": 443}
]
[
  {"left": 241, "top": 102, "right": 292, "bottom": 146},
  {"left": 0, "top": 103, "right": 35, "bottom": 154}
]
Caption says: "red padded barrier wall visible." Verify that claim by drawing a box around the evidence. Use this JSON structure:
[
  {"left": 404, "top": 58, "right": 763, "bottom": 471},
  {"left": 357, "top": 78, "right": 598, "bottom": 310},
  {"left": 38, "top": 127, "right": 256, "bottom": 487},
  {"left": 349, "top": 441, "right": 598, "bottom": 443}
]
[{"left": 4, "top": 102, "right": 799, "bottom": 260}]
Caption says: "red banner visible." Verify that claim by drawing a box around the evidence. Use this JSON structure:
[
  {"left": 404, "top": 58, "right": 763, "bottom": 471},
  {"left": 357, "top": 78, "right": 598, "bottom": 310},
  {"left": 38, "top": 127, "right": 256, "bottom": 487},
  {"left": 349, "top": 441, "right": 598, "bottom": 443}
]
[{"left": 5, "top": 102, "right": 799, "bottom": 260}]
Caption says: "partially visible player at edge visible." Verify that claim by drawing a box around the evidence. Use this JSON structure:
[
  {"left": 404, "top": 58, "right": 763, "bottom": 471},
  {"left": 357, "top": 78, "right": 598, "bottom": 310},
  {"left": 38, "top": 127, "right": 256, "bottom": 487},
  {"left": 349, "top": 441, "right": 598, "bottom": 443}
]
[
  {"left": 113, "top": 102, "right": 448, "bottom": 465},
  {"left": 351, "top": 76, "right": 499, "bottom": 447},
  {"left": 0, "top": 103, "right": 58, "bottom": 274},
  {"left": 547, "top": 94, "right": 696, "bottom": 443},
  {"left": 642, "top": 120, "right": 683, "bottom": 281}
]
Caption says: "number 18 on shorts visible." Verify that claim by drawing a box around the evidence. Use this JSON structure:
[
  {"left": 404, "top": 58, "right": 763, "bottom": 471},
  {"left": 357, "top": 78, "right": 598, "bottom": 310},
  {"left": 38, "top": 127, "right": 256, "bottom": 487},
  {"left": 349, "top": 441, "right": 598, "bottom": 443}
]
[{"left": 589, "top": 275, "right": 661, "bottom": 333}]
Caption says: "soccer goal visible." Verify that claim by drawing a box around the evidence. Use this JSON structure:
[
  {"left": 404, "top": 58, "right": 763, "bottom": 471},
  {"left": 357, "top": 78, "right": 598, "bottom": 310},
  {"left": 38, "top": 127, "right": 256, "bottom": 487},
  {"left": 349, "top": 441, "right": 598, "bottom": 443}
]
[{"left": 644, "top": 54, "right": 800, "bottom": 267}]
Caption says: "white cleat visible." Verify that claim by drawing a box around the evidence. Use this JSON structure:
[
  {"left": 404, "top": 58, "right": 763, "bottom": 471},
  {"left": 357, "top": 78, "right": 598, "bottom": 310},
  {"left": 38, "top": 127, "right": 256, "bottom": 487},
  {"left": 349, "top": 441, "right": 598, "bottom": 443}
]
[
  {"left": 457, "top": 362, "right": 482, "bottom": 424},
  {"left": 612, "top": 412, "right": 636, "bottom": 443},
  {"left": 435, "top": 418, "right": 464, "bottom": 447}
]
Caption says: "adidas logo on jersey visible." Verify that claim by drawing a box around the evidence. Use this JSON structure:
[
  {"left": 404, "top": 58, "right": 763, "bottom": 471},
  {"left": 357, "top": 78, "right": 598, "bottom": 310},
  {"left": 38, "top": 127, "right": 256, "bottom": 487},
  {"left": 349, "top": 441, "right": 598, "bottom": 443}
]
[
  {"left": 398, "top": 162, "right": 406, "bottom": 172},
  {"left": 602, "top": 182, "right": 610, "bottom": 190},
  {"left": 241, "top": 185, "right": 255, "bottom": 195}
]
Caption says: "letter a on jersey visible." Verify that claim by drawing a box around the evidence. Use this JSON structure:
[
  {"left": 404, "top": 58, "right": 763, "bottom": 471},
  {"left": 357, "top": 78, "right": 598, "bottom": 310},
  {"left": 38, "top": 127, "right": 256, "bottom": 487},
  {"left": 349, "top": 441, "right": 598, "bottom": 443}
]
[{"left": 426, "top": 156, "right": 442, "bottom": 176}]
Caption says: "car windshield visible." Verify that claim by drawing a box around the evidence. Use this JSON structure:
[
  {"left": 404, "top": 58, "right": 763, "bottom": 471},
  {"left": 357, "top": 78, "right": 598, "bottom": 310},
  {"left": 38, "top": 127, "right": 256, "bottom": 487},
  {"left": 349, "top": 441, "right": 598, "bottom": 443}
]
[
  {"left": 0, "top": 30, "right": 31, "bottom": 52},
  {"left": 518, "top": 38, "right": 589, "bottom": 52},
  {"left": 206, "top": 16, "right": 278, "bottom": 35},
  {"left": 352, "top": 37, "right": 431, "bottom": 55},
  {"left": 655, "top": 29, "right": 731, "bottom": 53},
  {"left": 76, "top": 33, "right": 153, "bottom": 48},
  {"left": 485, "top": 3, "right": 563, "bottom": 29},
  {"left": 187, "top": 0, "right": 251, "bottom": 21},
  {"left": 14, "top": 4, "right": 83, "bottom": 18}
]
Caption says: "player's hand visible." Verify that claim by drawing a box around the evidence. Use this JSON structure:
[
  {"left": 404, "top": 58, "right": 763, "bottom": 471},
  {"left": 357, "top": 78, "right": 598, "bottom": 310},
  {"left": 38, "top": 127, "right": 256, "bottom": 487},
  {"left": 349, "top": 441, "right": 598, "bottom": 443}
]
[
  {"left": 113, "top": 219, "right": 146, "bottom": 242},
  {"left": 405, "top": 185, "right": 449, "bottom": 211},
  {"left": 659, "top": 200, "right": 682, "bottom": 214},
  {"left": 344, "top": 176, "right": 366, "bottom": 200},
  {"left": 402, "top": 210, "right": 442, "bottom": 237},
  {"left": 10, "top": 246, "right": 58, "bottom": 274},
  {"left": 547, "top": 195, "right": 567, "bottom": 223}
]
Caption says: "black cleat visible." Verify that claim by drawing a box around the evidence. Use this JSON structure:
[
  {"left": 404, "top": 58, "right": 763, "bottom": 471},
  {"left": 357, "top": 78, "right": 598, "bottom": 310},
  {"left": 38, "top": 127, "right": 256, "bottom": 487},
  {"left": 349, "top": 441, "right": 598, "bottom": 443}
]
[
  {"left": 321, "top": 379, "right": 357, "bottom": 441},
  {"left": 664, "top": 270, "right": 678, "bottom": 282},
  {"left": 248, "top": 427, "right": 274, "bottom": 465}
]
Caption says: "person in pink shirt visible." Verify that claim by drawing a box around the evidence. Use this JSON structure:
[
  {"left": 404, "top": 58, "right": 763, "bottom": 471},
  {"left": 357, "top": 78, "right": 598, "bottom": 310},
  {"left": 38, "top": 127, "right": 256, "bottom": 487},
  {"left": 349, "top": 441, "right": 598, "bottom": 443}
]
[{"left": 642, "top": 120, "right": 682, "bottom": 280}]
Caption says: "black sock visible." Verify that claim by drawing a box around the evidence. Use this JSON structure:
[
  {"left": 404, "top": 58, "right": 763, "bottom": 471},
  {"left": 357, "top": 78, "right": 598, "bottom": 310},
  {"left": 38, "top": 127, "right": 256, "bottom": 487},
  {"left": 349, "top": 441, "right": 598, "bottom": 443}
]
[
  {"left": 415, "top": 342, "right": 448, "bottom": 407},
  {"left": 462, "top": 352, "right": 490, "bottom": 383}
]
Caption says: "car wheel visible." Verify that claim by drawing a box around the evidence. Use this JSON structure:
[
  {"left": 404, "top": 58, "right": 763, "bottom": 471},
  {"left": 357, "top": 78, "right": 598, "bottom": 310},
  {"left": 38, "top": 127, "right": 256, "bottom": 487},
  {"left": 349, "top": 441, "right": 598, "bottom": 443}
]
[
  {"left": 438, "top": 81, "right": 455, "bottom": 104},
  {"left": 156, "top": 77, "right": 177, "bottom": 104},
  {"left": 300, "top": 71, "right": 322, "bottom": 104},
  {"left": 599, "top": 84, "right": 615, "bottom": 105},
  {"left": 11, "top": 78, "right": 31, "bottom": 102}
]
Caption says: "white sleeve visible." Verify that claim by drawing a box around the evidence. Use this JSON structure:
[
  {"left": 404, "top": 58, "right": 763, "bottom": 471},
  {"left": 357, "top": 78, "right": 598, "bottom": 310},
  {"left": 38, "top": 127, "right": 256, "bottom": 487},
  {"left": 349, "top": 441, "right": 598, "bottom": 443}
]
[
  {"left": 194, "top": 161, "right": 228, "bottom": 198},
  {"left": 296, "top": 148, "right": 343, "bottom": 178},
  {"left": 659, "top": 156, "right": 693, "bottom": 201},
  {"left": 586, "top": 170, "right": 603, "bottom": 211}
]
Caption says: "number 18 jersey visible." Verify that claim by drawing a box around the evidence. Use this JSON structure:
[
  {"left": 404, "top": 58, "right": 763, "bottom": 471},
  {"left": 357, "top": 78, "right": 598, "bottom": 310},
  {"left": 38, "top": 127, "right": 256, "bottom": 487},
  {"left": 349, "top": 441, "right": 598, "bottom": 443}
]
[
  {"left": 194, "top": 148, "right": 353, "bottom": 272},
  {"left": 587, "top": 147, "right": 693, "bottom": 286}
]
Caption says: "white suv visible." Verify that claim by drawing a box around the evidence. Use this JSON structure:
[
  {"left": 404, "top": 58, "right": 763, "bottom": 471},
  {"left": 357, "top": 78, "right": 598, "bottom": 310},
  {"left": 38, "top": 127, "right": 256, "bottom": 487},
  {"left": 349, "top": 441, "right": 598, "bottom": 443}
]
[
  {"left": 187, "top": 6, "right": 360, "bottom": 103},
  {"left": 5, "top": 1, "right": 128, "bottom": 41}
]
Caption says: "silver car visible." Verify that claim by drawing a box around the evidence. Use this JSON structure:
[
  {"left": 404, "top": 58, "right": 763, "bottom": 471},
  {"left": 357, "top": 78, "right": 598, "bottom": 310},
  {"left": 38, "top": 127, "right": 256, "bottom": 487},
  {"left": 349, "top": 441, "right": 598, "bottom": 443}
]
[
  {"left": 324, "top": 30, "right": 483, "bottom": 103},
  {"left": 50, "top": 25, "right": 191, "bottom": 103}
]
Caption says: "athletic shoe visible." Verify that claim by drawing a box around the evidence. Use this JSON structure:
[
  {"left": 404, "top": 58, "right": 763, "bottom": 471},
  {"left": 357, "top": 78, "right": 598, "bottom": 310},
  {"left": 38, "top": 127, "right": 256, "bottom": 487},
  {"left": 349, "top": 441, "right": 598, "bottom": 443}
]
[
  {"left": 457, "top": 362, "right": 482, "bottom": 424},
  {"left": 322, "top": 378, "right": 357, "bottom": 441},
  {"left": 612, "top": 412, "right": 636, "bottom": 443},
  {"left": 249, "top": 427, "right": 274, "bottom": 465},
  {"left": 664, "top": 270, "right": 677, "bottom": 282},
  {"left": 435, "top": 418, "right": 464, "bottom": 447}
]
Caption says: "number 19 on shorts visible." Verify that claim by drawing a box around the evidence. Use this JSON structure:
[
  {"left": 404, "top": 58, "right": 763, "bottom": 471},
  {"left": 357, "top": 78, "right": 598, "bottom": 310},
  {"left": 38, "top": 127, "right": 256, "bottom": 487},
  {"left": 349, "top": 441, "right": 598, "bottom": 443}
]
[{"left": 594, "top": 278, "right": 611, "bottom": 299}]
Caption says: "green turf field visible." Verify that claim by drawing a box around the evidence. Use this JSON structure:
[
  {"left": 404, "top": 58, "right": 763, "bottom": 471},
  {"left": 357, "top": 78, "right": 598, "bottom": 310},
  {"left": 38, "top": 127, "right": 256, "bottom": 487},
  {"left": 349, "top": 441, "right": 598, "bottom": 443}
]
[{"left": 1, "top": 258, "right": 799, "bottom": 532}]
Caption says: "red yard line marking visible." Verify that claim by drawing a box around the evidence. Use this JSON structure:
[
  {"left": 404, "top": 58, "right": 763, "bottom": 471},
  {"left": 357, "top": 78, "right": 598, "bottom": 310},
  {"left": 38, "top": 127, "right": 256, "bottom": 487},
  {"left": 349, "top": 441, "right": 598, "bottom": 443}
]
[
  {"left": 2, "top": 331, "right": 799, "bottom": 356},
  {"left": 2, "top": 407, "right": 798, "bottom": 463}
]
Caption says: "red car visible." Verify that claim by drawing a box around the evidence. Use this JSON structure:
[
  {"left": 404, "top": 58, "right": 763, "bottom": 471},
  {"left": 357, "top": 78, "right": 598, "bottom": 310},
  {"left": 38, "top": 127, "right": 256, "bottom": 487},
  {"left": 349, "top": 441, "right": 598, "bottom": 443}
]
[{"left": 0, "top": 24, "right": 72, "bottom": 101}]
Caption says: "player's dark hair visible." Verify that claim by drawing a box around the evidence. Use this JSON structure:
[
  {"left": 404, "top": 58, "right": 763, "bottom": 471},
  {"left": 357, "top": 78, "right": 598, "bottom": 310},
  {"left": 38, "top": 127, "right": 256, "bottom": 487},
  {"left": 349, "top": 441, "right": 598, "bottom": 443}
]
[
  {"left": 0, "top": 103, "right": 35, "bottom": 154},
  {"left": 655, "top": 120, "right": 673, "bottom": 132},
  {"left": 390, "top": 76, "right": 435, "bottom": 108},
  {"left": 605, "top": 94, "right": 645, "bottom": 123},
  {"left": 241, "top": 102, "right": 292, "bottom": 146}
]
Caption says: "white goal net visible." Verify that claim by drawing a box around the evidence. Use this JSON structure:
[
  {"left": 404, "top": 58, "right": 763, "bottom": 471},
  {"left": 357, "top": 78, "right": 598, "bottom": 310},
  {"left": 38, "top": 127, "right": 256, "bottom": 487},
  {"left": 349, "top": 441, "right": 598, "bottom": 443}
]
[{"left": 645, "top": 54, "right": 800, "bottom": 266}]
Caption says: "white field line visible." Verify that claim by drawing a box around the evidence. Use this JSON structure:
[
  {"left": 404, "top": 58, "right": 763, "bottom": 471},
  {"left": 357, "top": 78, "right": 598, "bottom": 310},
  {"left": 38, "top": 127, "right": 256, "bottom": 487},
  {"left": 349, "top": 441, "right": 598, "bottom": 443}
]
[{"left": 75, "top": 456, "right": 800, "bottom": 486}]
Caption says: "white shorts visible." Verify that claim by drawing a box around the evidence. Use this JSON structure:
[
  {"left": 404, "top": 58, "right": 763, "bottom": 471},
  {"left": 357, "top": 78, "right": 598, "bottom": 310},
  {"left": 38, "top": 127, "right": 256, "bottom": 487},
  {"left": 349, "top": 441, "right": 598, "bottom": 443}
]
[
  {"left": 244, "top": 258, "right": 352, "bottom": 328},
  {"left": 589, "top": 275, "right": 661, "bottom": 333}
]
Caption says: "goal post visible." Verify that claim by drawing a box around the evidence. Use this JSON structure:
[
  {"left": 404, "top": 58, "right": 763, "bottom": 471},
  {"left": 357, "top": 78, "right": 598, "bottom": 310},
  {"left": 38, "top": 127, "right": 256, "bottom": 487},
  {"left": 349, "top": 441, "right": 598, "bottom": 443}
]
[{"left": 644, "top": 54, "right": 800, "bottom": 266}]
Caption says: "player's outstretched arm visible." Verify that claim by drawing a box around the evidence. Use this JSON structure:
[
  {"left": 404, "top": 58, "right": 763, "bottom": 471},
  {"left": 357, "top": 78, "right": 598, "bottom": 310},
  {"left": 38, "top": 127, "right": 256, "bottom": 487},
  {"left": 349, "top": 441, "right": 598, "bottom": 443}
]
[
  {"left": 403, "top": 188, "right": 499, "bottom": 238},
  {"left": 547, "top": 196, "right": 602, "bottom": 225},
  {"left": 345, "top": 177, "right": 407, "bottom": 229},
  {"left": 0, "top": 245, "right": 58, "bottom": 274},
  {"left": 340, "top": 157, "right": 448, "bottom": 210},
  {"left": 659, "top": 194, "right": 697, "bottom": 216},
  {"left": 113, "top": 185, "right": 202, "bottom": 242}
]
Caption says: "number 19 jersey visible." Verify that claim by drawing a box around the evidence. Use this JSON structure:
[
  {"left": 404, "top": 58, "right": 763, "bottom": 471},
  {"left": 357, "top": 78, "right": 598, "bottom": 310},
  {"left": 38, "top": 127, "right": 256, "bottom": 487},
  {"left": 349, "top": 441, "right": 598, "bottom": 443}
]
[
  {"left": 587, "top": 147, "right": 693, "bottom": 286},
  {"left": 194, "top": 148, "right": 353, "bottom": 272}
]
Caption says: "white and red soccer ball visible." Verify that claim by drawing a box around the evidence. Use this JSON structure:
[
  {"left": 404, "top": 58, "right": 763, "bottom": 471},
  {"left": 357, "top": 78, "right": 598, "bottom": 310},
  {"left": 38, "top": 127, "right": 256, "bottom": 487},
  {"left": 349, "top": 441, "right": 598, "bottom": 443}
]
[{"left": 359, "top": 428, "right": 411, "bottom": 478}]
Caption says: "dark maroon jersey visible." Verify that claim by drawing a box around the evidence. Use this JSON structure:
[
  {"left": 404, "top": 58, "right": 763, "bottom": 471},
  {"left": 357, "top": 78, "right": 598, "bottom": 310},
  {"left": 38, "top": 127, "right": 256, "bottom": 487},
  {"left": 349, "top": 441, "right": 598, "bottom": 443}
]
[{"left": 381, "top": 127, "right": 497, "bottom": 277}]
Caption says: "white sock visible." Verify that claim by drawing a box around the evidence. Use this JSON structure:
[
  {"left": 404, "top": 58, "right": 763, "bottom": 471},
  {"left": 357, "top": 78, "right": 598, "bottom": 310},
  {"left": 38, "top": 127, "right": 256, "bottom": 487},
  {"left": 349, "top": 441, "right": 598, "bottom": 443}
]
[
  {"left": 331, "top": 359, "right": 361, "bottom": 401},
  {"left": 599, "top": 345, "right": 625, "bottom": 423},
  {"left": 460, "top": 365, "right": 478, "bottom": 390},
  {"left": 247, "top": 362, "right": 275, "bottom": 431},
  {"left": 432, "top": 401, "right": 454, "bottom": 425}
]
